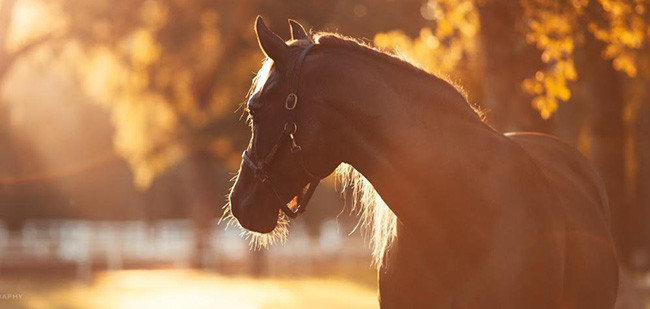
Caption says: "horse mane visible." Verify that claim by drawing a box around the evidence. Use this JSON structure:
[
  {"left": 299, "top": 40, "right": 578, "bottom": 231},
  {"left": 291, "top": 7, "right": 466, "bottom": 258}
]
[
  {"left": 312, "top": 33, "right": 406, "bottom": 268},
  {"left": 336, "top": 164, "right": 396, "bottom": 268},
  {"left": 314, "top": 32, "right": 472, "bottom": 103}
]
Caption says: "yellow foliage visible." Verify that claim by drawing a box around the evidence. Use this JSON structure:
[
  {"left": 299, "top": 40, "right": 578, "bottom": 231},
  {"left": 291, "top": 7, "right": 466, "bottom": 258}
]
[
  {"left": 532, "top": 95, "right": 558, "bottom": 120},
  {"left": 613, "top": 52, "right": 638, "bottom": 76},
  {"left": 590, "top": 0, "right": 647, "bottom": 77},
  {"left": 70, "top": 2, "right": 250, "bottom": 188},
  {"left": 436, "top": 20, "right": 454, "bottom": 38},
  {"left": 374, "top": 0, "right": 478, "bottom": 76},
  {"left": 79, "top": 46, "right": 183, "bottom": 189},
  {"left": 523, "top": 0, "right": 649, "bottom": 117},
  {"left": 112, "top": 96, "right": 183, "bottom": 188},
  {"left": 375, "top": 0, "right": 650, "bottom": 121},
  {"left": 127, "top": 28, "right": 161, "bottom": 68},
  {"left": 521, "top": 1, "right": 579, "bottom": 117}
]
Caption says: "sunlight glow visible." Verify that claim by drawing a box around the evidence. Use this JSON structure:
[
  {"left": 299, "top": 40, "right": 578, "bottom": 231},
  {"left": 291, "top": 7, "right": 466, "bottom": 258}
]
[
  {"left": 20, "top": 270, "right": 377, "bottom": 309},
  {"left": 7, "top": 0, "right": 63, "bottom": 52}
]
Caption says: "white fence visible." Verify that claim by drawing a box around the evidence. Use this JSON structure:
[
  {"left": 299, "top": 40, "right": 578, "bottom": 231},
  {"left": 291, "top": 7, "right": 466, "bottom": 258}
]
[{"left": 0, "top": 219, "right": 370, "bottom": 276}]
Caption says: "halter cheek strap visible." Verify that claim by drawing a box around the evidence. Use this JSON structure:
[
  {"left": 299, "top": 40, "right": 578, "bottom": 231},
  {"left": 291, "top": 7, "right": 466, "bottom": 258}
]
[{"left": 242, "top": 43, "right": 321, "bottom": 219}]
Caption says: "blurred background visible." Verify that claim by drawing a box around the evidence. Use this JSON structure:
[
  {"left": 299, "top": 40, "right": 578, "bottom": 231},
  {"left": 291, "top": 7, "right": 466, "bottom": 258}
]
[{"left": 0, "top": 0, "right": 649, "bottom": 308}]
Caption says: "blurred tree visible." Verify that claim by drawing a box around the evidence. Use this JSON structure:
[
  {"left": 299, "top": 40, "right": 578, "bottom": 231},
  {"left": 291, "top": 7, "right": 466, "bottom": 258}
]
[
  {"left": 626, "top": 50, "right": 650, "bottom": 268},
  {"left": 577, "top": 25, "right": 628, "bottom": 261},
  {"left": 43, "top": 0, "right": 263, "bottom": 268},
  {"left": 480, "top": 0, "right": 550, "bottom": 131},
  {"left": 635, "top": 77, "right": 650, "bottom": 268},
  {"left": 0, "top": 105, "right": 50, "bottom": 230}
]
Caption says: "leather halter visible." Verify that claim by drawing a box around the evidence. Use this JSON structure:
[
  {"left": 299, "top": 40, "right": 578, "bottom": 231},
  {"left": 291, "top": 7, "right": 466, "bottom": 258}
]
[{"left": 242, "top": 44, "right": 321, "bottom": 218}]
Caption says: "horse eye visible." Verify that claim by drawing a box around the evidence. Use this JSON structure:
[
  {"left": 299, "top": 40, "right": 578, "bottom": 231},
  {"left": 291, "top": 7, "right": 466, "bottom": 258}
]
[
  {"left": 247, "top": 92, "right": 264, "bottom": 123},
  {"left": 247, "top": 108, "right": 260, "bottom": 124}
]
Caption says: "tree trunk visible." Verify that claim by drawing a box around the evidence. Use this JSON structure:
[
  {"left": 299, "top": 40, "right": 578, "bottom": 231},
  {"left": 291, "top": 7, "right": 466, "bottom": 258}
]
[
  {"left": 180, "top": 151, "right": 219, "bottom": 269},
  {"left": 477, "top": 0, "right": 550, "bottom": 133},
  {"left": 633, "top": 80, "right": 650, "bottom": 270},
  {"left": 576, "top": 31, "right": 630, "bottom": 264}
]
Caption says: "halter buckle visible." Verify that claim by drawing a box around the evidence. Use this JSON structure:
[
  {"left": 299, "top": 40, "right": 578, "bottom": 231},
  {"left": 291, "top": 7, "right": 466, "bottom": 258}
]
[
  {"left": 290, "top": 134, "right": 302, "bottom": 153},
  {"left": 285, "top": 93, "right": 298, "bottom": 110}
]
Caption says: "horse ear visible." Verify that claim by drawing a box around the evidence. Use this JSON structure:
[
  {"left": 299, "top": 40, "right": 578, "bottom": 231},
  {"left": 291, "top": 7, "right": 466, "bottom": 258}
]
[
  {"left": 255, "top": 16, "right": 288, "bottom": 65},
  {"left": 289, "top": 19, "right": 312, "bottom": 42}
]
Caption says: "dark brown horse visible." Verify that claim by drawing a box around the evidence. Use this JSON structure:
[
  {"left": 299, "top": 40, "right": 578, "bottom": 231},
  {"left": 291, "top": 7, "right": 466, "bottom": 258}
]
[{"left": 227, "top": 16, "right": 619, "bottom": 308}]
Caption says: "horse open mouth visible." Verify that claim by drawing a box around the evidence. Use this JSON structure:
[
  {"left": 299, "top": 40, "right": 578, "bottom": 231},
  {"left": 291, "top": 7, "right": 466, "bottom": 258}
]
[
  {"left": 286, "top": 195, "right": 300, "bottom": 212},
  {"left": 283, "top": 182, "right": 315, "bottom": 215}
]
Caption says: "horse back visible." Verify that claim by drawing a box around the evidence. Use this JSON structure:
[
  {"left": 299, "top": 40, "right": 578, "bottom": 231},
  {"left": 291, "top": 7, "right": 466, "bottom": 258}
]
[
  {"left": 506, "top": 132, "right": 618, "bottom": 308},
  {"left": 505, "top": 132, "right": 611, "bottom": 227}
]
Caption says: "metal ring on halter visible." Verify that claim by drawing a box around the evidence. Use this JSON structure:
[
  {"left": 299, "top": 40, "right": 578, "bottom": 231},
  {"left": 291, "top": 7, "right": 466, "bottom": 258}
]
[
  {"left": 284, "top": 122, "right": 297, "bottom": 135},
  {"left": 285, "top": 93, "right": 298, "bottom": 110}
]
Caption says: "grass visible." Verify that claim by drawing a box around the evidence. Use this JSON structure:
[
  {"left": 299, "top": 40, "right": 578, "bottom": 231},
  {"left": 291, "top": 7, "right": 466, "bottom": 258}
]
[{"left": 0, "top": 269, "right": 378, "bottom": 309}]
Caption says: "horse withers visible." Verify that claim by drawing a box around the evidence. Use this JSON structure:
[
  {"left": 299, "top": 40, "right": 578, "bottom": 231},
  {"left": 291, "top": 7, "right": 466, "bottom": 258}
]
[{"left": 227, "top": 16, "right": 619, "bottom": 308}]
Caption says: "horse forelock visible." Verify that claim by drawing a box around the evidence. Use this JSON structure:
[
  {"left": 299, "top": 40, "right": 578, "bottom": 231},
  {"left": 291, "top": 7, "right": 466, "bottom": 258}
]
[
  {"left": 247, "top": 58, "right": 273, "bottom": 100},
  {"left": 247, "top": 39, "right": 315, "bottom": 100}
]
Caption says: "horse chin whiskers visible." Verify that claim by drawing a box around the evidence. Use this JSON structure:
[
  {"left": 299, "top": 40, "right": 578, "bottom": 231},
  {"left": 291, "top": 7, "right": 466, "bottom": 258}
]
[
  {"left": 243, "top": 211, "right": 290, "bottom": 250},
  {"left": 220, "top": 201, "right": 290, "bottom": 250}
]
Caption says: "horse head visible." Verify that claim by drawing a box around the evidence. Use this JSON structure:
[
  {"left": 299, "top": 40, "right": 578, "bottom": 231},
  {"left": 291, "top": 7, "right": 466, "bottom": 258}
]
[{"left": 228, "top": 17, "right": 338, "bottom": 234}]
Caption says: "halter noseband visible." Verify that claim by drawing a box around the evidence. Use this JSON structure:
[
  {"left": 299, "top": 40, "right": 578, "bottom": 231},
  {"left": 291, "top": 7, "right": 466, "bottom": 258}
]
[{"left": 242, "top": 43, "right": 320, "bottom": 219}]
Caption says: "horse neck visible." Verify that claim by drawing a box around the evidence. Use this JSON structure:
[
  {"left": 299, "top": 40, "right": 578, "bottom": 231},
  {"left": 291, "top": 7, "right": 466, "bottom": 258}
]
[{"left": 317, "top": 49, "right": 512, "bottom": 228}]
